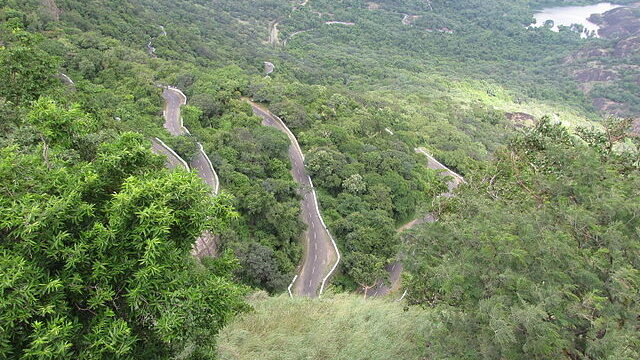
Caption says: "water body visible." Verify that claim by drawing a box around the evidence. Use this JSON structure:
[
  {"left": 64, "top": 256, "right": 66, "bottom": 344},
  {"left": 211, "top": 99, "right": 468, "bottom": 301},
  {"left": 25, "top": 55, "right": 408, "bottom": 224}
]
[{"left": 531, "top": 2, "right": 622, "bottom": 38}]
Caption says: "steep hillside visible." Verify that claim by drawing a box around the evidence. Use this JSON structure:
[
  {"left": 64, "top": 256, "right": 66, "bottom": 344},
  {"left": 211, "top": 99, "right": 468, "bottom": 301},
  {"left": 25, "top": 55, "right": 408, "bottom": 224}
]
[{"left": 2, "top": 0, "right": 638, "bottom": 359}]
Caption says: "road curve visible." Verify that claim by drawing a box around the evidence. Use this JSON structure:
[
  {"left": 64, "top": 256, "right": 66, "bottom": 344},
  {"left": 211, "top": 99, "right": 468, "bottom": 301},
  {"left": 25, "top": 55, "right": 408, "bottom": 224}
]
[
  {"left": 369, "top": 148, "right": 465, "bottom": 298},
  {"left": 249, "top": 101, "right": 339, "bottom": 298},
  {"left": 162, "top": 87, "right": 189, "bottom": 136},
  {"left": 162, "top": 87, "right": 220, "bottom": 194},
  {"left": 416, "top": 147, "right": 466, "bottom": 195},
  {"left": 160, "top": 87, "right": 221, "bottom": 258},
  {"left": 151, "top": 137, "right": 189, "bottom": 170}
]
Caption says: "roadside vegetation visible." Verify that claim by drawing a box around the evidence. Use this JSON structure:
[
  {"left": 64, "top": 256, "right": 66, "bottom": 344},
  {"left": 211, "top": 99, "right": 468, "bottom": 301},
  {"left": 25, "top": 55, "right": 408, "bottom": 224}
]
[
  {"left": 1, "top": 0, "right": 639, "bottom": 358},
  {"left": 218, "top": 293, "right": 432, "bottom": 360},
  {"left": 404, "top": 118, "right": 640, "bottom": 359}
]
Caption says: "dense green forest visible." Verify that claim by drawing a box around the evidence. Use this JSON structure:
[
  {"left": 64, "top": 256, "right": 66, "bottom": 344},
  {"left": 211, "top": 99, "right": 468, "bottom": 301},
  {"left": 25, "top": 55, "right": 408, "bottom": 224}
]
[
  {"left": 1, "top": 0, "right": 638, "bottom": 358},
  {"left": 0, "top": 24, "right": 253, "bottom": 357},
  {"left": 404, "top": 118, "right": 639, "bottom": 359}
]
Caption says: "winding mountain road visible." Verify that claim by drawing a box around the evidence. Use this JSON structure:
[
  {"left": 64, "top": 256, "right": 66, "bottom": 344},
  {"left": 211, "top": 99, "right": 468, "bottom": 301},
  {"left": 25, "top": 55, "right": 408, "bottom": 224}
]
[
  {"left": 162, "top": 87, "right": 220, "bottom": 194},
  {"left": 268, "top": 20, "right": 281, "bottom": 45},
  {"left": 369, "top": 148, "right": 465, "bottom": 298},
  {"left": 416, "top": 147, "right": 466, "bottom": 196},
  {"left": 249, "top": 101, "right": 340, "bottom": 298},
  {"left": 162, "top": 87, "right": 189, "bottom": 136},
  {"left": 147, "top": 25, "right": 166, "bottom": 57},
  {"left": 155, "top": 87, "right": 221, "bottom": 257},
  {"left": 401, "top": 14, "right": 421, "bottom": 25}
]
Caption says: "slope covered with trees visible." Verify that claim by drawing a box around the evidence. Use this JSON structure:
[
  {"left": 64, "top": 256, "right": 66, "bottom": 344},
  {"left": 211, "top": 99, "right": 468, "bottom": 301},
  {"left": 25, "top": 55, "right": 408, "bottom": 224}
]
[
  {"left": 2, "top": 0, "right": 639, "bottom": 358},
  {"left": 0, "top": 30, "right": 248, "bottom": 358},
  {"left": 404, "top": 118, "right": 640, "bottom": 359}
]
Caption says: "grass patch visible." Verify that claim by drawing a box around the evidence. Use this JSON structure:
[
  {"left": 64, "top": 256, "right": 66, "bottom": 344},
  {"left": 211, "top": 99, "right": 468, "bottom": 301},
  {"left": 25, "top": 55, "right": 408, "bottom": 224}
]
[{"left": 217, "top": 292, "right": 432, "bottom": 360}]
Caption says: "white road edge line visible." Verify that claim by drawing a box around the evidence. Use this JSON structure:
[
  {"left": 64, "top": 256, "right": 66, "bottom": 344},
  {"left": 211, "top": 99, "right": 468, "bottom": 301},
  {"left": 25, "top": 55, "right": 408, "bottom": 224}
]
[
  {"left": 310, "top": 174, "right": 341, "bottom": 298},
  {"left": 60, "top": 73, "right": 74, "bottom": 85},
  {"left": 153, "top": 137, "right": 190, "bottom": 171},
  {"left": 160, "top": 85, "right": 223, "bottom": 261},
  {"left": 164, "top": 86, "right": 219, "bottom": 195},
  {"left": 369, "top": 148, "right": 466, "bottom": 299},
  {"left": 288, "top": 274, "right": 298, "bottom": 298},
  {"left": 415, "top": 147, "right": 466, "bottom": 184},
  {"left": 166, "top": 86, "right": 191, "bottom": 135},
  {"left": 197, "top": 142, "right": 220, "bottom": 195},
  {"left": 256, "top": 104, "right": 341, "bottom": 298}
]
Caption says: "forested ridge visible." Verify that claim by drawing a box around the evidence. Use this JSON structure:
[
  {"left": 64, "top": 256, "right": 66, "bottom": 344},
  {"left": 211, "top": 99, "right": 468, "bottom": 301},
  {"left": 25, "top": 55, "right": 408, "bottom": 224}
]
[{"left": 1, "top": 0, "right": 639, "bottom": 358}]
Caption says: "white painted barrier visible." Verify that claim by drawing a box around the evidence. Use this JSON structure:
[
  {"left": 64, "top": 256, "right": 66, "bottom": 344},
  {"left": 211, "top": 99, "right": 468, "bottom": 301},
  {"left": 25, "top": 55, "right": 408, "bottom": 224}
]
[
  {"left": 166, "top": 86, "right": 190, "bottom": 135},
  {"left": 255, "top": 104, "right": 341, "bottom": 297},
  {"left": 197, "top": 142, "right": 220, "bottom": 195},
  {"left": 153, "top": 137, "right": 190, "bottom": 171},
  {"left": 312, "top": 175, "right": 341, "bottom": 297},
  {"left": 415, "top": 147, "right": 466, "bottom": 184},
  {"left": 60, "top": 73, "right": 74, "bottom": 85},
  {"left": 288, "top": 275, "right": 299, "bottom": 298}
]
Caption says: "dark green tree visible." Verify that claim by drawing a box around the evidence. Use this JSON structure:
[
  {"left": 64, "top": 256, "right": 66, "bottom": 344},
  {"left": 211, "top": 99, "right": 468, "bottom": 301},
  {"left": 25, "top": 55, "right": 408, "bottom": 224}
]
[{"left": 0, "top": 28, "right": 60, "bottom": 105}]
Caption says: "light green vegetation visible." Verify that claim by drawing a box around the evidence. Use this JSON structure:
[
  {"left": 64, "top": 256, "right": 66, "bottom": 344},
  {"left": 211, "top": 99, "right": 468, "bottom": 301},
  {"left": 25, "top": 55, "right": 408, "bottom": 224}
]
[
  {"left": 405, "top": 118, "right": 640, "bottom": 359},
  {"left": 2, "top": 0, "right": 639, "bottom": 358},
  {"left": 217, "top": 293, "right": 432, "bottom": 360}
]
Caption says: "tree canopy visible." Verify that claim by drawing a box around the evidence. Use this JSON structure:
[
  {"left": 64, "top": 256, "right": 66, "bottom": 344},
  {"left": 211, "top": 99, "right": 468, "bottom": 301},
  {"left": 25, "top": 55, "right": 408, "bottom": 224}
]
[
  {"left": 0, "top": 98, "right": 248, "bottom": 359},
  {"left": 405, "top": 118, "right": 640, "bottom": 359}
]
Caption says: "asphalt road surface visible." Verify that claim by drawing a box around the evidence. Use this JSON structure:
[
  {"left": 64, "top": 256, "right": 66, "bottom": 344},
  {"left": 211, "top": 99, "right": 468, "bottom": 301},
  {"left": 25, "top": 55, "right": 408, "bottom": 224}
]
[
  {"left": 162, "top": 87, "right": 188, "bottom": 136},
  {"left": 162, "top": 88, "right": 219, "bottom": 194},
  {"left": 249, "top": 101, "right": 338, "bottom": 298},
  {"left": 369, "top": 148, "right": 465, "bottom": 298},
  {"left": 192, "top": 143, "right": 220, "bottom": 194},
  {"left": 150, "top": 138, "right": 189, "bottom": 170},
  {"left": 160, "top": 87, "right": 220, "bottom": 257}
]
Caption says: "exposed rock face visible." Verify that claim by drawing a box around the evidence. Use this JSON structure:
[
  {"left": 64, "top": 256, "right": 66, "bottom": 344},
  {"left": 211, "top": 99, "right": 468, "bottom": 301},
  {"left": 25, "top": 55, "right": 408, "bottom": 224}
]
[
  {"left": 506, "top": 112, "right": 535, "bottom": 127},
  {"left": 575, "top": 68, "right": 617, "bottom": 82},
  {"left": 566, "top": 4, "right": 640, "bottom": 118},
  {"left": 594, "top": 7, "right": 640, "bottom": 39},
  {"left": 614, "top": 35, "right": 640, "bottom": 57},
  {"left": 565, "top": 47, "right": 609, "bottom": 63},
  {"left": 593, "top": 97, "right": 628, "bottom": 115}
]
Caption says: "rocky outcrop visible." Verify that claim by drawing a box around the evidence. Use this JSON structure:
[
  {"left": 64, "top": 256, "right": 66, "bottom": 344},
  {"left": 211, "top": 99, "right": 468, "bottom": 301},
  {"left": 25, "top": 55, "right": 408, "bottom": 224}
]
[
  {"left": 592, "top": 97, "right": 628, "bottom": 115},
  {"left": 614, "top": 35, "right": 640, "bottom": 57},
  {"left": 506, "top": 112, "right": 535, "bottom": 127},
  {"left": 564, "top": 47, "right": 609, "bottom": 63},
  {"left": 592, "top": 7, "right": 640, "bottom": 39},
  {"left": 566, "top": 4, "right": 640, "bottom": 118},
  {"left": 575, "top": 68, "right": 618, "bottom": 82}
]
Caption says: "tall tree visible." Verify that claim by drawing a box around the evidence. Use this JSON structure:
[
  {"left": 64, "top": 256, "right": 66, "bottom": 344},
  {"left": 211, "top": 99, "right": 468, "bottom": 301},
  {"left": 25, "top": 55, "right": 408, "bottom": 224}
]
[
  {"left": 0, "top": 28, "right": 60, "bottom": 105},
  {"left": 1, "top": 100, "right": 248, "bottom": 359}
]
